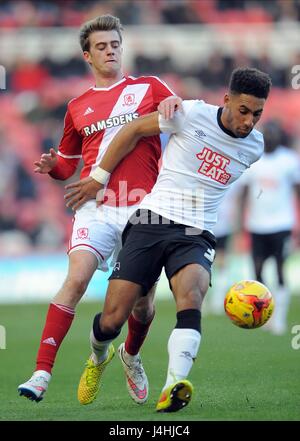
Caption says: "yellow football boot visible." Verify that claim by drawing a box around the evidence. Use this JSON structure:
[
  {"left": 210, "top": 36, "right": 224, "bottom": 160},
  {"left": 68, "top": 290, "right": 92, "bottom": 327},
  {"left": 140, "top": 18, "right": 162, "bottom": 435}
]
[{"left": 77, "top": 344, "right": 115, "bottom": 405}]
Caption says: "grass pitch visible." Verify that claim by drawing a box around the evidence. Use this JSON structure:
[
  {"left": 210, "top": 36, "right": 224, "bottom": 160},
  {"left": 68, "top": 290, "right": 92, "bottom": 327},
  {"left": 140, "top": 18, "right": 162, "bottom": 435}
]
[{"left": 0, "top": 298, "right": 299, "bottom": 421}]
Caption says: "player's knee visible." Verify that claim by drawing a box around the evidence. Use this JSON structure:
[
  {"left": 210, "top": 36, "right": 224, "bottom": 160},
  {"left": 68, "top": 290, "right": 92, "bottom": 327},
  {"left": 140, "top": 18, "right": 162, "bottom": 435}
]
[
  {"left": 100, "top": 320, "right": 120, "bottom": 336},
  {"left": 133, "top": 296, "right": 155, "bottom": 323},
  {"left": 94, "top": 313, "right": 121, "bottom": 341},
  {"left": 100, "top": 311, "right": 126, "bottom": 335},
  {"left": 186, "top": 288, "right": 202, "bottom": 308},
  {"left": 180, "top": 286, "right": 206, "bottom": 310},
  {"left": 64, "top": 277, "right": 89, "bottom": 297}
]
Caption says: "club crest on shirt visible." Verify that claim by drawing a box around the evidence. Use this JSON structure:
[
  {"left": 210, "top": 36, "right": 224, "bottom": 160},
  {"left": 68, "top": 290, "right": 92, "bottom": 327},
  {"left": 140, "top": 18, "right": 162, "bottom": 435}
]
[
  {"left": 196, "top": 147, "right": 231, "bottom": 185},
  {"left": 123, "top": 93, "right": 136, "bottom": 106},
  {"left": 76, "top": 228, "right": 89, "bottom": 240}
]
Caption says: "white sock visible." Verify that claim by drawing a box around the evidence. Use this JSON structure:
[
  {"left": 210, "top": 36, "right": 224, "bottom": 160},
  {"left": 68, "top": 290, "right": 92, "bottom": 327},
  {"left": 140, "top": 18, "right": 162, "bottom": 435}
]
[
  {"left": 89, "top": 329, "right": 113, "bottom": 364},
  {"left": 163, "top": 328, "right": 201, "bottom": 390},
  {"left": 272, "top": 285, "right": 290, "bottom": 331}
]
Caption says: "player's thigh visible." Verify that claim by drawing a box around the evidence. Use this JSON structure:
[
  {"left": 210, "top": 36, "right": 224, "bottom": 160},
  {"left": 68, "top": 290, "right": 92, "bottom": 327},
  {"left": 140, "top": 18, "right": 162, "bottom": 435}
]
[
  {"left": 102, "top": 280, "right": 144, "bottom": 329},
  {"left": 109, "top": 223, "right": 165, "bottom": 296},
  {"left": 69, "top": 201, "right": 118, "bottom": 270},
  {"left": 169, "top": 263, "right": 210, "bottom": 311},
  {"left": 66, "top": 250, "right": 98, "bottom": 284},
  {"left": 165, "top": 230, "right": 215, "bottom": 310},
  {"left": 106, "top": 204, "right": 140, "bottom": 268}
]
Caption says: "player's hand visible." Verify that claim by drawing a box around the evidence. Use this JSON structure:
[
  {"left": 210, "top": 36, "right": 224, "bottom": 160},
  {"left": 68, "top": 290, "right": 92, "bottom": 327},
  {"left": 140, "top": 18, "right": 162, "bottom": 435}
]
[
  {"left": 64, "top": 177, "right": 104, "bottom": 211},
  {"left": 34, "top": 148, "right": 58, "bottom": 173},
  {"left": 158, "top": 96, "right": 183, "bottom": 120}
]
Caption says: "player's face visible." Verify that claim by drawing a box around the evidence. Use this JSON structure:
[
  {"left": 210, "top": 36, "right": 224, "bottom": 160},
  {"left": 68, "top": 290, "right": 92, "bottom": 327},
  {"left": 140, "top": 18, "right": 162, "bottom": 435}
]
[
  {"left": 84, "top": 30, "right": 122, "bottom": 77},
  {"left": 222, "top": 93, "right": 265, "bottom": 138}
]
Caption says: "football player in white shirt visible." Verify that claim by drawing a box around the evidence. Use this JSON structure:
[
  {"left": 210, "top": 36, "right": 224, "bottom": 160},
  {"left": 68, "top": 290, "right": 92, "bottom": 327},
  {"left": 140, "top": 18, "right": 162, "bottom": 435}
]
[
  {"left": 72, "top": 67, "right": 271, "bottom": 412},
  {"left": 240, "top": 121, "right": 300, "bottom": 335}
]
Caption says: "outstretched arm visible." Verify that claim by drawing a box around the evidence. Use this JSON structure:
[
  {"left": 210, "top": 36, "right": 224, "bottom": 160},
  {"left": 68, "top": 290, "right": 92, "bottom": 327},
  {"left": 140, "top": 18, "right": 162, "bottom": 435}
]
[
  {"left": 158, "top": 96, "right": 183, "bottom": 120},
  {"left": 96, "top": 112, "right": 159, "bottom": 174},
  {"left": 34, "top": 148, "right": 80, "bottom": 180},
  {"left": 65, "top": 112, "right": 160, "bottom": 210}
]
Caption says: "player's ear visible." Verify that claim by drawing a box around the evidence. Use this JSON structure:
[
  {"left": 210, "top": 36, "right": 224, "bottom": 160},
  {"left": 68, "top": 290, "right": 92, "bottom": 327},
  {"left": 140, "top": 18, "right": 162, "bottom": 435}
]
[
  {"left": 223, "top": 93, "right": 230, "bottom": 106},
  {"left": 83, "top": 51, "right": 92, "bottom": 65}
]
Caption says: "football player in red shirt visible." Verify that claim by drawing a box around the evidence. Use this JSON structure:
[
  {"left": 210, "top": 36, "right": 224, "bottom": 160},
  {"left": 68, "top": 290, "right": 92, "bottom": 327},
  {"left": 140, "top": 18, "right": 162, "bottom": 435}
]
[{"left": 18, "top": 14, "right": 181, "bottom": 405}]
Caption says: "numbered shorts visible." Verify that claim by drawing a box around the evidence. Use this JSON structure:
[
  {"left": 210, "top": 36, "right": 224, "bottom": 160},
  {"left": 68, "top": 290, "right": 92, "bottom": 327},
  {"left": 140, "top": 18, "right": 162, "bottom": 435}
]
[
  {"left": 68, "top": 201, "right": 138, "bottom": 271},
  {"left": 109, "top": 209, "right": 217, "bottom": 294}
]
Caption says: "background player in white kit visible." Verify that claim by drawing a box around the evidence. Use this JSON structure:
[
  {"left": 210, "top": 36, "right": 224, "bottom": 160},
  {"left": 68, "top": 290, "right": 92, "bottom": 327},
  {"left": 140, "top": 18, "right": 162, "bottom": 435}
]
[
  {"left": 208, "top": 182, "right": 241, "bottom": 315},
  {"left": 74, "top": 67, "right": 272, "bottom": 412},
  {"left": 18, "top": 15, "right": 181, "bottom": 404},
  {"left": 240, "top": 121, "right": 300, "bottom": 335}
]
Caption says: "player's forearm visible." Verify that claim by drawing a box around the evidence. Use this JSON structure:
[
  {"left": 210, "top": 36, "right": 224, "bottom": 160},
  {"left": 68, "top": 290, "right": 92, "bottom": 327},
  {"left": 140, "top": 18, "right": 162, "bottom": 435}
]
[
  {"left": 49, "top": 156, "right": 79, "bottom": 180},
  {"left": 99, "top": 131, "right": 140, "bottom": 174},
  {"left": 95, "top": 112, "right": 160, "bottom": 175}
]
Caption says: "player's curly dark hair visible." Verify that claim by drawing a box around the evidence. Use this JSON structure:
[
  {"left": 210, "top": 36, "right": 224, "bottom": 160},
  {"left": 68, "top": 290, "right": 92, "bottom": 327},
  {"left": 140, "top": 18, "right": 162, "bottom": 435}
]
[
  {"left": 79, "top": 15, "right": 123, "bottom": 52},
  {"left": 229, "top": 67, "right": 272, "bottom": 99}
]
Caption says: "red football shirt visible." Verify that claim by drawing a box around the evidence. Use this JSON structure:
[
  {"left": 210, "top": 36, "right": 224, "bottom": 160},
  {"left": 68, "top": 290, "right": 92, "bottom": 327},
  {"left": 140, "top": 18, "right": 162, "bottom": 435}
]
[{"left": 50, "top": 75, "right": 174, "bottom": 206}]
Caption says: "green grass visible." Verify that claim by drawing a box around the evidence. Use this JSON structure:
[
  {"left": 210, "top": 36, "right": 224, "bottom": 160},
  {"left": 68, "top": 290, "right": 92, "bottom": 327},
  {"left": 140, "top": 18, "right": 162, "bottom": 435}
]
[{"left": 0, "top": 298, "right": 299, "bottom": 421}]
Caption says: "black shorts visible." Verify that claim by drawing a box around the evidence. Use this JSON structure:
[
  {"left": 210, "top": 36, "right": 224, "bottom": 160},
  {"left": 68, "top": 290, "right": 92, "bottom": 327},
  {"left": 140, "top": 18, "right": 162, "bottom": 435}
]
[
  {"left": 109, "top": 209, "right": 216, "bottom": 295},
  {"left": 250, "top": 230, "right": 291, "bottom": 261}
]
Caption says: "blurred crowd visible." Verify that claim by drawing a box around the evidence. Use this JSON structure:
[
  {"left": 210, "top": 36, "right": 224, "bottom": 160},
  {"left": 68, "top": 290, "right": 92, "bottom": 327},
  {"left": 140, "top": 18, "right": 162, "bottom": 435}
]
[
  {"left": 0, "top": 0, "right": 300, "bottom": 27},
  {"left": 1, "top": 0, "right": 300, "bottom": 255}
]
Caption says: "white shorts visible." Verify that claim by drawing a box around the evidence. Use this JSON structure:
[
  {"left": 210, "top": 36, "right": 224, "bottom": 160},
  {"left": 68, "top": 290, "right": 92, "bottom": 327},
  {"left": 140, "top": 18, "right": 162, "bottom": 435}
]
[{"left": 68, "top": 201, "right": 139, "bottom": 271}]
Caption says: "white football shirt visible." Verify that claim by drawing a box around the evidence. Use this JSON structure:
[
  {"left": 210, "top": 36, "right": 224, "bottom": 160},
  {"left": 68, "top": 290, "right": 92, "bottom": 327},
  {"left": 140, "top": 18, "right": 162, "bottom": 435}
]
[
  {"left": 140, "top": 100, "right": 264, "bottom": 232},
  {"left": 243, "top": 146, "right": 300, "bottom": 234}
]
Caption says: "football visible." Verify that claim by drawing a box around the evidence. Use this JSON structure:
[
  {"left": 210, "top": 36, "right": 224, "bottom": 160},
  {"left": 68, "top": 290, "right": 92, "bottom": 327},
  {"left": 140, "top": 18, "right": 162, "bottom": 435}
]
[{"left": 224, "top": 280, "right": 274, "bottom": 329}]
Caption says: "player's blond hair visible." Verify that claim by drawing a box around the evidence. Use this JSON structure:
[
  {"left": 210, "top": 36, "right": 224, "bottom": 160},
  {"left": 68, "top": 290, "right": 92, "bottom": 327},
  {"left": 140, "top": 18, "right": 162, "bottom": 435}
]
[{"left": 79, "top": 15, "right": 123, "bottom": 52}]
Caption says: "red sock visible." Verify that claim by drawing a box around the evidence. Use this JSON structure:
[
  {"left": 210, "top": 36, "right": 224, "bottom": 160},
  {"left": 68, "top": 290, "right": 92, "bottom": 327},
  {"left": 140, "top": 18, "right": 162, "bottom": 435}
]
[
  {"left": 125, "top": 313, "right": 154, "bottom": 356},
  {"left": 35, "top": 303, "right": 75, "bottom": 374}
]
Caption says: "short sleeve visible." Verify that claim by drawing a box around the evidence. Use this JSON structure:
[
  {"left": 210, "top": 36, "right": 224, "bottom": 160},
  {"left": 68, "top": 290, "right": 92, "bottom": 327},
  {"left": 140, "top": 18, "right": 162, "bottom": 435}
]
[
  {"left": 150, "top": 76, "right": 175, "bottom": 108},
  {"left": 158, "top": 100, "right": 197, "bottom": 134}
]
